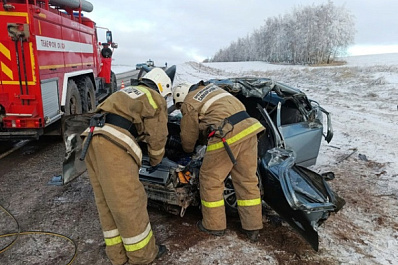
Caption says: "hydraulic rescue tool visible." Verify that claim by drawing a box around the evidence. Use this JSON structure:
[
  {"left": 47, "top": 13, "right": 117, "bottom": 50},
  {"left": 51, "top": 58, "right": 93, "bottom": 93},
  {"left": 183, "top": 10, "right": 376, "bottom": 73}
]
[
  {"left": 207, "top": 110, "right": 251, "bottom": 165},
  {"left": 79, "top": 113, "right": 106, "bottom": 161},
  {"left": 207, "top": 120, "right": 237, "bottom": 165}
]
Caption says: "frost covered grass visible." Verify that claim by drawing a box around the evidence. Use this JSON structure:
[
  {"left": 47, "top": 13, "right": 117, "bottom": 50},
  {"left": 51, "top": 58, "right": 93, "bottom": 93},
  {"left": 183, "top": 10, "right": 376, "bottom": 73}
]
[
  {"left": 170, "top": 53, "right": 398, "bottom": 265},
  {"left": 113, "top": 54, "right": 398, "bottom": 264}
]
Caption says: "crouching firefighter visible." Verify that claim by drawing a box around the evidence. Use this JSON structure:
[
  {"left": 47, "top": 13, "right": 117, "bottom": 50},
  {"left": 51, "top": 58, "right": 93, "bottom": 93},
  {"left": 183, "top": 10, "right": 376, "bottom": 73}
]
[
  {"left": 80, "top": 66, "right": 176, "bottom": 265},
  {"left": 173, "top": 81, "right": 265, "bottom": 242}
]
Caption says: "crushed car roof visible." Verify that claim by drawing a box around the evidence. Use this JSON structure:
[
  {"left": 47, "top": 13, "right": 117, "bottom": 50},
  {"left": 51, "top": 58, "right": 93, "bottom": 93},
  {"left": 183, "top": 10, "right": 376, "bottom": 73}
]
[{"left": 205, "top": 77, "right": 305, "bottom": 99}]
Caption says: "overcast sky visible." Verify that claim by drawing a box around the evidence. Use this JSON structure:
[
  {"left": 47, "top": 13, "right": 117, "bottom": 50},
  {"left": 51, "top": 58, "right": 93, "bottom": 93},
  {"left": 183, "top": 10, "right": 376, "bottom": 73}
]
[{"left": 88, "top": 0, "right": 398, "bottom": 66}]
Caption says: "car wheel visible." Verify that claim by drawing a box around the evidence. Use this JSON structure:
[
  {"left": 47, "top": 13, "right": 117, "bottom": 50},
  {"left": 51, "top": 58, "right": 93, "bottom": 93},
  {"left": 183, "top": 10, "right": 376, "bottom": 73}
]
[
  {"left": 224, "top": 173, "right": 263, "bottom": 216},
  {"left": 224, "top": 175, "right": 238, "bottom": 216}
]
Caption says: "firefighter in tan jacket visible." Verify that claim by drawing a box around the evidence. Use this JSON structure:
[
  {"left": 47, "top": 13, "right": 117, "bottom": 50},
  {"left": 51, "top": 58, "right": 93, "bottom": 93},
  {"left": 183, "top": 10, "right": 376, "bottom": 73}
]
[
  {"left": 81, "top": 67, "right": 175, "bottom": 265},
  {"left": 173, "top": 81, "right": 265, "bottom": 242}
]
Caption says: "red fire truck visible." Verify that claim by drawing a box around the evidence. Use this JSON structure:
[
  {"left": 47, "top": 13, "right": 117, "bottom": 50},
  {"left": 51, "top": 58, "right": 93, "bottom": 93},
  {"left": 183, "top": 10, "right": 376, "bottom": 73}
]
[{"left": 0, "top": 0, "right": 118, "bottom": 140}]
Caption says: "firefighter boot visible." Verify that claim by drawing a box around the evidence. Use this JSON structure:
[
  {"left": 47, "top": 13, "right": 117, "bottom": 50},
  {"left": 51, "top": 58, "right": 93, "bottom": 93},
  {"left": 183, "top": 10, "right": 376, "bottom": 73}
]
[
  {"left": 156, "top": 244, "right": 168, "bottom": 259},
  {"left": 197, "top": 220, "right": 225, "bottom": 236},
  {"left": 242, "top": 229, "right": 260, "bottom": 242}
]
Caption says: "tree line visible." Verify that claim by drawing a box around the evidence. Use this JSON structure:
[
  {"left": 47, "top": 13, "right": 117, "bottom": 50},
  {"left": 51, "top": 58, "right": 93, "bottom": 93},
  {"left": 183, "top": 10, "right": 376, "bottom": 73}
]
[{"left": 210, "top": 0, "right": 355, "bottom": 65}]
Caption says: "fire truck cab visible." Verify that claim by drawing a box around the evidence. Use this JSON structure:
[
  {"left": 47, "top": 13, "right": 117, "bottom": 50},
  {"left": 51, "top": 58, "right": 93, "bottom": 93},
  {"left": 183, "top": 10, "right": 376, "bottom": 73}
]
[{"left": 0, "top": 0, "right": 118, "bottom": 140}]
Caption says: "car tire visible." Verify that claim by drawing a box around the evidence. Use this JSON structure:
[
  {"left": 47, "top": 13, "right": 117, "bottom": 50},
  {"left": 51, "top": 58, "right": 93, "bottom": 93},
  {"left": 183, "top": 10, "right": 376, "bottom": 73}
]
[
  {"left": 224, "top": 175, "right": 239, "bottom": 216},
  {"left": 223, "top": 172, "right": 263, "bottom": 217}
]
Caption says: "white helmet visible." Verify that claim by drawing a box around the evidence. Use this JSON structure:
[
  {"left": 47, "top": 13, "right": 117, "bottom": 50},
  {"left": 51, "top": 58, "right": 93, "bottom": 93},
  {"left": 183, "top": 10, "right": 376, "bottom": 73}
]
[
  {"left": 142, "top": 68, "right": 172, "bottom": 97},
  {"left": 173, "top": 82, "right": 192, "bottom": 108}
]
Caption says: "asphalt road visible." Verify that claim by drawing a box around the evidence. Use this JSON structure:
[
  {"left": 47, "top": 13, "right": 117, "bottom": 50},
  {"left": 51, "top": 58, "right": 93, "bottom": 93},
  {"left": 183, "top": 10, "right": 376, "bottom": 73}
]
[
  {"left": 0, "top": 135, "right": 325, "bottom": 265},
  {"left": 115, "top": 69, "right": 139, "bottom": 89},
  {"left": 0, "top": 70, "right": 138, "bottom": 160}
]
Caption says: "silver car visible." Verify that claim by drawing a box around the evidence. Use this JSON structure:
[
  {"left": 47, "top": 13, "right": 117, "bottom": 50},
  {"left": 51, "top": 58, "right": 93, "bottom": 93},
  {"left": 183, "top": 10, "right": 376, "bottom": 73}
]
[
  {"left": 137, "top": 77, "right": 344, "bottom": 251},
  {"left": 62, "top": 77, "right": 344, "bottom": 251}
]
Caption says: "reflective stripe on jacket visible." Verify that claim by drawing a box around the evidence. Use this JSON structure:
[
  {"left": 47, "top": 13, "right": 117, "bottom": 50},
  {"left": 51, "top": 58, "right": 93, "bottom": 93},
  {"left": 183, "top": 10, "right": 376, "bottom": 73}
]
[
  {"left": 83, "top": 124, "right": 143, "bottom": 165},
  {"left": 206, "top": 122, "right": 264, "bottom": 152},
  {"left": 180, "top": 83, "right": 265, "bottom": 153},
  {"left": 81, "top": 85, "right": 168, "bottom": 166}
]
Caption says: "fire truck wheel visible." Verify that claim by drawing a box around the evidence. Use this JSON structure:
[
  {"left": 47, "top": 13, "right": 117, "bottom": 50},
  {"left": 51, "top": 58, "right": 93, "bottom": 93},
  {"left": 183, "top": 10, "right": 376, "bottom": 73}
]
[
  {"left": 111, "top": 71, "right": 118, "bottom": 93},
  {"left": 80, "top": 77, "right": 96, "bottom": 113},
  {"left": 65, "top": 80, "right": 83, "bottom": 115}
]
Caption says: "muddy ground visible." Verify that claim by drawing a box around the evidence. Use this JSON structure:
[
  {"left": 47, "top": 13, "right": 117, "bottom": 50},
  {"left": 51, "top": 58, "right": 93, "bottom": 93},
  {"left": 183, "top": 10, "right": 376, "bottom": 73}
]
[
  {"left": 1, "top": 58, "right": 398, "bottom": 264},
  {"left": 1, "top": 136, "right": 340, "bottom": 265}
]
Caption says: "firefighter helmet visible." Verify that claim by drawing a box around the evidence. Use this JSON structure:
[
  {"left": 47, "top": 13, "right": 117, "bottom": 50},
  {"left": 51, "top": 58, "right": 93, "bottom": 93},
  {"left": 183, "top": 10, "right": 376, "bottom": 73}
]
[
  {"left": 173, "top": 82, "right": 192, "bottom": 108},
  {"left": 142, "top": 68, "right": 172, "bottom": 97}
]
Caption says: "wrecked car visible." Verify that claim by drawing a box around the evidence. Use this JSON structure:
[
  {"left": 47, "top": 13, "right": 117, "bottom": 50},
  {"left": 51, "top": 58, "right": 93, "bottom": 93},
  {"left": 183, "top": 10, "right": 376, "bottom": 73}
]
[
  {"left": 62, "top": 76, "right": 344, "bottom": 251},
  {"left": 137, "top": 77, "right": 345, "bottom": 251}
]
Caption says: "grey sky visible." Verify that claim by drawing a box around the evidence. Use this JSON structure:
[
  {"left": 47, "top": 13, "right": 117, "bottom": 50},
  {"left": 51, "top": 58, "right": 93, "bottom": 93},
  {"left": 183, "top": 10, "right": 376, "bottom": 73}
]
[{"left": 89, "top": 0, "right": 398, "bottom": 66}]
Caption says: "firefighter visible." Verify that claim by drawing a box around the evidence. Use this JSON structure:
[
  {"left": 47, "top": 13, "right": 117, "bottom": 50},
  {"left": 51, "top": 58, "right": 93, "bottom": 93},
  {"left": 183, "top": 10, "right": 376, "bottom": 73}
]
[
  {"left": 82, "top": 67, "right": 176, "bottom": 265},
  {"left": 173, "top": 81, "right": 265, "bottom": 242}
]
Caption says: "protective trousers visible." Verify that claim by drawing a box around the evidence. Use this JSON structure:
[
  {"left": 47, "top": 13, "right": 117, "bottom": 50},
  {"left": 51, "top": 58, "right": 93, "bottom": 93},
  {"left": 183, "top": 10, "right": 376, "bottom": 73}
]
[
  {"left": 199, "top": 135, "right": 263, "bottom": 231},
  {"left": 85, "top": 136, "right": 158, "bottom": 265}
]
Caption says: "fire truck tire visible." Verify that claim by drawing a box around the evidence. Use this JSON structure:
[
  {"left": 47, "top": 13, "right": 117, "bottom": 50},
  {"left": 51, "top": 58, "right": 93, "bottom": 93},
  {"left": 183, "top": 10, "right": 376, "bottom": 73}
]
[
  {"left": 80, "top": 77, "right": 96, "bottom": 113},
  {"left": 65, "top": 80, "right": 83, "bottom": 115},
  {"left": 111, "top": 71, "right": 118, "bottom": 93}
]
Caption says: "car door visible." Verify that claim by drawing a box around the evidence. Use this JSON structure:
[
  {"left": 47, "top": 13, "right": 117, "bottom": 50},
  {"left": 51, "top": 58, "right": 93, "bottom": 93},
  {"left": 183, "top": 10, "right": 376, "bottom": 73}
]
[{"left": 275, "top": 101, "right": 324, "bottom": 167}]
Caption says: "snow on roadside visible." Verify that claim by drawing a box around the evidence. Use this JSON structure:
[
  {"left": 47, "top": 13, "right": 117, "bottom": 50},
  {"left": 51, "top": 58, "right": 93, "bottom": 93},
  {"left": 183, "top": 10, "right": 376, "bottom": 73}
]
[
  {"left": 173, "top": 54, "right": 398, "bottom": 264},
  {"left": 112, "top": 65, "right": 136, "bottom": 74},
  {"left": 112, "top": 55, "right": 398, "bottom": 264}
]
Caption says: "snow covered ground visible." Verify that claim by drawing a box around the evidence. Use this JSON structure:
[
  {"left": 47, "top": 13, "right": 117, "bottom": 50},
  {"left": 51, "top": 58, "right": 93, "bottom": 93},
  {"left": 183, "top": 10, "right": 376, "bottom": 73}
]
[
  {"left": 115, "top": 54, "right": 398, "bottom": 264},
  {"left": 175, "top": 55, "right": 397, "bottom": 264}
]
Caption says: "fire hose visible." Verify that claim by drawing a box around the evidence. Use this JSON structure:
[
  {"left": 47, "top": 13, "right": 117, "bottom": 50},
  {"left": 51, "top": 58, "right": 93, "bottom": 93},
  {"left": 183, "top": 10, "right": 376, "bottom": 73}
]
[{"left": 0, "top": 204, "right": 77, "bottom": 265}]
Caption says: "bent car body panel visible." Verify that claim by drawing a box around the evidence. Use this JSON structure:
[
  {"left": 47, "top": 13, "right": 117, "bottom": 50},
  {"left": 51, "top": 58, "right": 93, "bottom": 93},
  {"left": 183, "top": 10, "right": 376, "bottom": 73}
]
[
  {"left": 259, "top": 148, "right": 345, "bottom": 250},
  {"left": 206, "top": 77, "right": 332, "bottom": 167},
  {"left": 139, "top": 77, "right": 342, "bottom": 250},
  {"left": 61, "top": 77, "right": 342, "bottom": 251},
  {"left": 278, "top": 121, "right": 323, "bottom": 167}
]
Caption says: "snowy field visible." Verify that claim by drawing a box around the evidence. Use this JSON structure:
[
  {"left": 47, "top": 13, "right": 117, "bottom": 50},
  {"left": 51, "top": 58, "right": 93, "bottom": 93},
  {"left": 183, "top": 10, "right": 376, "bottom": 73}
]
[{"left": 115, "top": 54, "right": 398, "bottom": 264}]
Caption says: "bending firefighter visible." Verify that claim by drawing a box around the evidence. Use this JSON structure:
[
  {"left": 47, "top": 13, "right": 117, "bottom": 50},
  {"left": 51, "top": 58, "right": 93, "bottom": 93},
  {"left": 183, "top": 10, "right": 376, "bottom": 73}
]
[
  {"left": 173, "top": 81, "right": 265, "bottom": 242},
  {"left": 81, "top": 67, "right": 176, "bottom": 265}
]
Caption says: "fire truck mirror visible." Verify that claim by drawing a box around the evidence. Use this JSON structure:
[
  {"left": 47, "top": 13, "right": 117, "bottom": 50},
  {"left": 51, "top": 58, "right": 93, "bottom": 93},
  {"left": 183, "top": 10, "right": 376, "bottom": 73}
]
[
  {"left": 111, "top": 42, "right": 118, "bottom": 49},
  {"left": 106, "top": 30, "right": 112, "bottom": 44}
]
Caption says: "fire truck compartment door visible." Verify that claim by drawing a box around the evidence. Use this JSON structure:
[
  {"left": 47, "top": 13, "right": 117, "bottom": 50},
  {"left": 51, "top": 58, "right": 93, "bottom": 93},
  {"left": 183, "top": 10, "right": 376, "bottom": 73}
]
[{"left": 41, "top": 78, "right": 62, "bottom": 124}]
